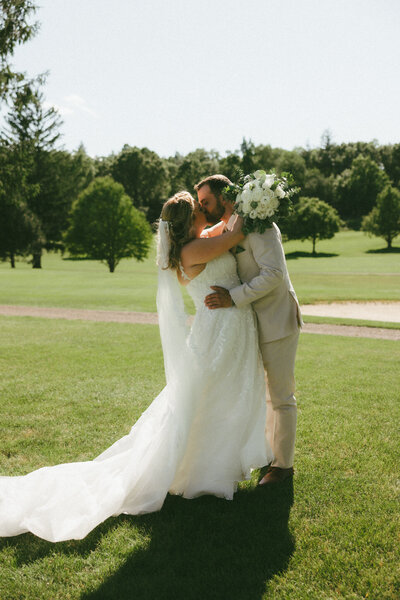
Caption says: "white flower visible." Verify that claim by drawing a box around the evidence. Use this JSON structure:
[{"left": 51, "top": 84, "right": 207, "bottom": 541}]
[
  {"left": 249, "top": 209, "right": 258, "bottom": 219},
  {"left": 262, "top": 174, "right": 275, "bottom": 189},
  {"left": 240, "top": 189, "right": 252, "bottom": 213},
  {"left": 250, "top": 186, "right": 263, "bottom": 204},
  {"left": 254, "top": 170, "right": 267, "bottom": 183},
  {"left": 270, "top": 197, "right": 280, "bottom": 210},
  {"left": 275, "top": 185, "right": 285, "bottom": 199},
  {"left": 266, "top": 207, "right": 275, "bottom": 217}
]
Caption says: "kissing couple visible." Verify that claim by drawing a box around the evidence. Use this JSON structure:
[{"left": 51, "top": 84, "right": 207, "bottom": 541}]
[{"left": 0, "top": 174, "right": 302, "bottom": 543}]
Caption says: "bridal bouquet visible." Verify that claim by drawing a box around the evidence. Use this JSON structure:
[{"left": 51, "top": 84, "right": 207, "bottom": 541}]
[{"left": 223, "top": 170, "right": 297, "bottom": 234}]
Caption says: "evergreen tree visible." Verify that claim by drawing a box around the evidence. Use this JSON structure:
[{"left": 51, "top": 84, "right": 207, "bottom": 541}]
[{"left": 2, "top": 81, "right": 63, "bottom": 267}]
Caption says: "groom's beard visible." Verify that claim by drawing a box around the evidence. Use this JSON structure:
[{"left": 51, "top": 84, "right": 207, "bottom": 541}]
[{"left": 203, "top": 199, "right": 225, "bottom": 225}]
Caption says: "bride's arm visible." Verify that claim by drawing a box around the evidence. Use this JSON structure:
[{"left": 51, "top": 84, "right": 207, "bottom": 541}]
[{"left": 182, "top": 217, "right": 243, "bottom": 266}]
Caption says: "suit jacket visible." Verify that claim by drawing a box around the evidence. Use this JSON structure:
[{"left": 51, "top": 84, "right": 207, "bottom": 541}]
[{"left": 229, "top": 222, "right": 303, "bottom": 344}]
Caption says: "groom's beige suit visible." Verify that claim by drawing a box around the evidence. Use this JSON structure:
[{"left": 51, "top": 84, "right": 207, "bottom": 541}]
[{"left": 227, "top": 220, "right": 303, "bottom": 469}]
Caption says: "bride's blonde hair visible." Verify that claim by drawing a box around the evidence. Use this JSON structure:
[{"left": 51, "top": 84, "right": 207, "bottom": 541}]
[{"left": 160, "top": 191, "right": 196, "bottom": 270}]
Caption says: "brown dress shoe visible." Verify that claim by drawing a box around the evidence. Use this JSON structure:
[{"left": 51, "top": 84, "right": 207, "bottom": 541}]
[{"left": 259, "top": 466, "right": 294, "bottom": 485}]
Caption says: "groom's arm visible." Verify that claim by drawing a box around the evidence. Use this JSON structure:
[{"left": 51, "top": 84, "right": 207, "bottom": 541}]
[
  {"left": 205, "top": 231, "right": 283, "bottom": 310},
  {"left": 229, "top": 232, "right": 283, "bottom": 307}
]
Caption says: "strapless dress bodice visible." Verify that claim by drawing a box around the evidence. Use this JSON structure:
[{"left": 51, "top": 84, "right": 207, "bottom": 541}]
[{"left": 185, "top": 252, "right": 240, "bottom": 310}]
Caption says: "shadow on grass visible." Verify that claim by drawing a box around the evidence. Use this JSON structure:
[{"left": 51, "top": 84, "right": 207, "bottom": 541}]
[
  {"left": 366, "top": 247, "right": 400, "bottom": 254},
  {"left": 82, "top": 480, "right": 295, "bottom": 600},
  {"left": 0, "top": 477, "right": 295, "bottom": 600},
  {"left": 62, "top": 256, "right": 97, "bottom": 261},
  {"left": 285, "top": 251, "right": 338, "bottom": 260}
]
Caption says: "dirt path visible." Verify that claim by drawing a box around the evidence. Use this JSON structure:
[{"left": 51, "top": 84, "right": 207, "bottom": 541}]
[{"left": 0, "top": 305, "right": 399, "bottom": 340}]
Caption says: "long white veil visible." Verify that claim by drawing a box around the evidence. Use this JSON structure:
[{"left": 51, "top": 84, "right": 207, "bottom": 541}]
[{"left": 156, "top": 220, "right": 190, "bottom": 383}]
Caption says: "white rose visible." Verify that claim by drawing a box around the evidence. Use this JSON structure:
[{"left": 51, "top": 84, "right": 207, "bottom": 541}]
[
  {"left": 275, "top": 185, "right": 285, "bottom": 199},
  {"left": 249, "top": 209, "right": 258, "bottom": 219},
  {"left": 241, "top": 190, "right": 252, "bottom": 213},
  {"left": 261, "top": 194, "right": 273, "bottom": 208},
  {"left": 266, "top": 207, "right": 275, "bottom": 217},
  {"left": 250, "top": 185, "right": 263, "bottom": 203},
  {"left": 270, "top": 197, "right": 280, "bottom": 210}
]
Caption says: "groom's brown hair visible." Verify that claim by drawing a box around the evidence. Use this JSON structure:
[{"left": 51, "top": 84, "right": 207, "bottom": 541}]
[{"left": 194, "top": 174, "right": 233, "bottom": 199}]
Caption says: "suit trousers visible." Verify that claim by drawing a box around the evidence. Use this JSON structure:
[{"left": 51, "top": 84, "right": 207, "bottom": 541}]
[{"left": 260, "top": 330, "right": 300, "bottom": 469}]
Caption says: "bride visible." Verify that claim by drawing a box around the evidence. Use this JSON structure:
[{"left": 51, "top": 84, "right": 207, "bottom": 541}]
[{"left": 0, "top": 191, "right": 273, "bottom": 543}]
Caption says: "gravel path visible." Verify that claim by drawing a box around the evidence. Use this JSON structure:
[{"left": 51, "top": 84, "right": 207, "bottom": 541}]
[{"left": 0, "top": 304, "right": 399, "bottom": 340}]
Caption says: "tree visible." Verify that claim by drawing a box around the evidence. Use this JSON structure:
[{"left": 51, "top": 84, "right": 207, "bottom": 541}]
[
  {"left": 64, "top": 177, "right": 153, "bottom": 272},
  {"left": 167, "top": 148, "right": 220, "bottom": 194},
  {"left": 218, "top": 150, "right": 242, "bottom": 183},
  {"left": 302, "top": 168, "right": 335, "bottom": 207},
  {"left": 110, "top": 146, "right": 170, "bottom": 223},
  {"left": 275, "top": 150, "right": 306, "bottom": 190},
  {"left": 0, "top": 194, "right": 42, "bottom": 267},
  {"left": 240, "top": 137, "right": 255, "bottom": 174},
  {"left": 0, "top": 140, "right": 43, "bottom": 266},
  {"left": 255, "top": 144, "right": 287, "bottom": 168},
  {"left": 0, "top": 0, "right": 38, "bottom": 103},
  {"left": 285, "top": 197, "right": 341, "bottom": 255},
  {"left": 2, "top": 81, "right": 64, "bottom": 267},
  {"left": 361, "top": 185, "right": 400, "bottom": 249},
  {"left": 379, "top": 143, "right": 400, "bottom": 189},
  {"left": 334, "top": 155, "right": 389, "bottom": 227},
  {"left": 28, "top": 145, "right": 95, "bottom": 254}
]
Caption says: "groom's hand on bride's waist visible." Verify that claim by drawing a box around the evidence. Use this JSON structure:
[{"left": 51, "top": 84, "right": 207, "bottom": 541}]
[{"left": 204, "top": 286, "right": 234, "bottom": 309}]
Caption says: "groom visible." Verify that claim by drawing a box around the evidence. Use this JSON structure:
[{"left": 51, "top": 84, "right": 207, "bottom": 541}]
[{"left": 195, "top": 174, "right": 302, "bottom": 485}]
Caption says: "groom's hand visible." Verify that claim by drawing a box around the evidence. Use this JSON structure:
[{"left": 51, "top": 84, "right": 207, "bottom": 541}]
[{"left": 204, "top": 286, "right": 233, "bottom": 309}]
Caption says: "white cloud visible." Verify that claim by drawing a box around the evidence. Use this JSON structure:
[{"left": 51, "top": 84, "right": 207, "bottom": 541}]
[
  {"left": 64, "top": 94, "right": 99, "bottom": 118},
  {"left": 43, "top": 95, "right": 99, "bottom": 119},
  {"left": 43, "top": 101, "right": 73, "bottom": 116}
]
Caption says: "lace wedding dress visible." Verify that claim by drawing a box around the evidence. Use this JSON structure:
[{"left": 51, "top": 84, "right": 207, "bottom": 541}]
[{"left": 0, "top": 251, "right": 272, "bottom": 542}]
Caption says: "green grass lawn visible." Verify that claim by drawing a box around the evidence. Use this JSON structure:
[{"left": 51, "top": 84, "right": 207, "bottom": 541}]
[
  {"left": 0, "top": 317, "right": 399, "bottom": 599},
  {"left": 0, "top": 231, "right": 399, "bottom": 312}
]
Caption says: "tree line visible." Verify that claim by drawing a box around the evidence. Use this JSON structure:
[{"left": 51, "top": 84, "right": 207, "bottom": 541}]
[{"left": 1, "top": 1, "right": 399, "bottom": 271}]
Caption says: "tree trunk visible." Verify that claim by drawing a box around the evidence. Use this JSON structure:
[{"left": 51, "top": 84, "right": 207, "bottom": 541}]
[
  {"left": 386, "top": 236, "right": 392, "bottom": 249},
  {"left": 32, "top": 251, "right": 42, "bottom": 268},
  {"left": 10, "top": 253, "right": 15, "bottom": 268},
  {"left": 312, "top": 237, "right": 316, "bottom": 255},
  {"left": 108, "top": 258, "right": 115, "bottom": 273}
]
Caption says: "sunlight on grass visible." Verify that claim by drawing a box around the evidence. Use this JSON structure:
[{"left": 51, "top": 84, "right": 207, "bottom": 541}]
[
  {"left": 0, "top": 317, "right": 399, "bottom": 599},
  {"left": 0, "top": 232, "right": 399, "bottom": 310}
]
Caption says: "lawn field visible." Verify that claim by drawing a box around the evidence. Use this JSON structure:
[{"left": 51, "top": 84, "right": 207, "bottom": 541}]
[
  {"left": 0, "top": 231, "right": 399, "bottom": 312},
  {"left": 0, "top": 317, "right": 399, "bottom": 599}
]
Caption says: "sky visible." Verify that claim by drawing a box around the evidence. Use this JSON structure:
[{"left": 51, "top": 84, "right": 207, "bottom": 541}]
[{"left": 8, "top": 0, "right": 400, "bottom": 158}]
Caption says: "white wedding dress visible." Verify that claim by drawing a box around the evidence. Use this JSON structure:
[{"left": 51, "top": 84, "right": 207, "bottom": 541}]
[{"left": 0, "top": 251, "right": 272, "bottom": 542}]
